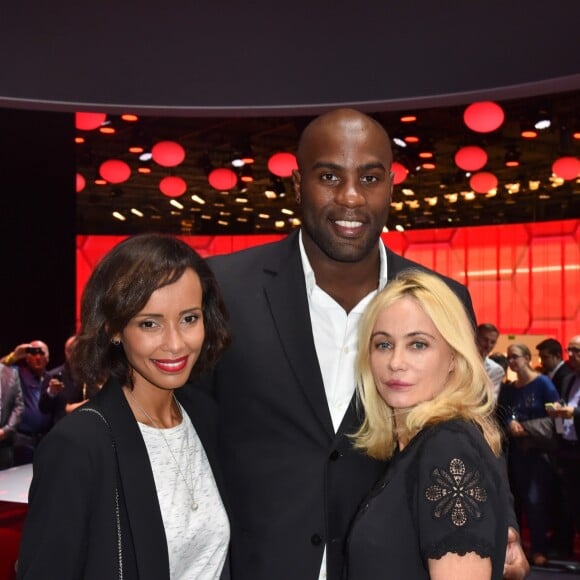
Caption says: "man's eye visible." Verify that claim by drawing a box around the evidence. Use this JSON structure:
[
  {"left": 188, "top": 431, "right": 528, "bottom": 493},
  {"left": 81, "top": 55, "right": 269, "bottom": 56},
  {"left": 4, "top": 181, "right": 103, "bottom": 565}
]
[
  {"left": 320, "top": 173, "right": 338, "bottom": 182},
  {"left": 361, "top": 175, "right": 379, "bottom": 184}
]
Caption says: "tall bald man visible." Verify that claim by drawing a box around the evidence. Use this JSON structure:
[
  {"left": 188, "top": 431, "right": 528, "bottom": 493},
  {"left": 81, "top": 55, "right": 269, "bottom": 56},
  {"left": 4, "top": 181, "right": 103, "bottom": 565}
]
[{"left": 194, "top": 109, "right": 528, "bottom": 579}]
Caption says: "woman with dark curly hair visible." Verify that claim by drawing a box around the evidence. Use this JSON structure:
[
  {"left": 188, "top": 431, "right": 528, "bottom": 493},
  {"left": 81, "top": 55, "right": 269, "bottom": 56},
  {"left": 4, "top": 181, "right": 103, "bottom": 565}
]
[{"left": 18, "top": 234, "right": 231, "bottom": 580}]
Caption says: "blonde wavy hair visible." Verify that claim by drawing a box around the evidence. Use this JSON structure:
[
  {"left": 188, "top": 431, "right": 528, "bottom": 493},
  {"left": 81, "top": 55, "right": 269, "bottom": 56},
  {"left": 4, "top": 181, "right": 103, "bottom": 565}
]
[{"left": 352, "top": 270, "right": 502, "bottom": 460}]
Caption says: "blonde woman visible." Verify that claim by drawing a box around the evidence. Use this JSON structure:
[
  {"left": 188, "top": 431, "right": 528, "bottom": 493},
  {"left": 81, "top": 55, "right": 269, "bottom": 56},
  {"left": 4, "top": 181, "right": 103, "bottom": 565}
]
[{"left": 345, "top": 270, "right": 511, "bottom": 580}]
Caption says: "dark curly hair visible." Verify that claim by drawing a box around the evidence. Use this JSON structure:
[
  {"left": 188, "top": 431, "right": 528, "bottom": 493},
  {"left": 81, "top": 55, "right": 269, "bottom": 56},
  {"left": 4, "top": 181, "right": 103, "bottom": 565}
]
[{"left": 70, "top": 234, "right": 229, "bottom": 390}]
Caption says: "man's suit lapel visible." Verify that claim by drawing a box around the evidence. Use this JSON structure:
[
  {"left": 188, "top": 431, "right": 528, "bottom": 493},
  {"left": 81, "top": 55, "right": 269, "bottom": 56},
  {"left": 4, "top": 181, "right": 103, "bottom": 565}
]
[{"left": 262, "top": 233, "right": 335, "bottom": 438}]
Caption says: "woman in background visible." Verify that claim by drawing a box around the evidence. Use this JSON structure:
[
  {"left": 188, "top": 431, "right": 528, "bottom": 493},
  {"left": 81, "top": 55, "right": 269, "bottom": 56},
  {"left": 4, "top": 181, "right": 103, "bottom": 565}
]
[
  {"left": 18, "top": 233, "right": 231, "bottom": 579},
  {"left": 345, "top": 270, "right": 511, "bottom": 579},
  {"left": 498, "top": 343, "right": 559, "bottom": 567}
]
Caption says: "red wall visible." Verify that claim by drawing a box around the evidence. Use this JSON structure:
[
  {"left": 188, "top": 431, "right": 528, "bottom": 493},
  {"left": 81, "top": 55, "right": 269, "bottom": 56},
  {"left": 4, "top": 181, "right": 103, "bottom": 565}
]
[{"left": 76, "top": 219, "right": 579, "bottom": 345}]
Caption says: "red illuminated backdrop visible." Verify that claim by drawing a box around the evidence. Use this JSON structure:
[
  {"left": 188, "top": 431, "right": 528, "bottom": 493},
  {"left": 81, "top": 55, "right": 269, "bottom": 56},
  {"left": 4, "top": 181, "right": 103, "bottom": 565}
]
[{"left": 76, "top": 219, "right": 579, "bottom": 345}]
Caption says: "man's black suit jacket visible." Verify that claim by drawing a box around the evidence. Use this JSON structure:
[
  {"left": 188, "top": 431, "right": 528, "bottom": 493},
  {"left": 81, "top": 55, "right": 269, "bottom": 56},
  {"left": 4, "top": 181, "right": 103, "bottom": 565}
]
[
  {"left": 560, "top": 372, "right": 580, "bottom": 436},
  {"left": 204, "top": 230, "right": 475, "bottom": 580},
  {"left": 552, "top": 362, "right": 574, "bottom": 396}
]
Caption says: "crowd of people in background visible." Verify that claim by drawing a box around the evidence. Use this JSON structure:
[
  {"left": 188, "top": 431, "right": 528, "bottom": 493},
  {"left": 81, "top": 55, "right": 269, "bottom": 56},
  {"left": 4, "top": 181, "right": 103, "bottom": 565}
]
[{"left": 0, "top": 336, "right": 96, "bottom": 469}]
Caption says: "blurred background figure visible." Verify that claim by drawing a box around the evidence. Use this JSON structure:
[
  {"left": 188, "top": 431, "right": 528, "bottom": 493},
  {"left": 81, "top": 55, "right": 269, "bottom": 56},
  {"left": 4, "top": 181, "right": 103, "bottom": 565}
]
[
  {"left": 476, "top": 323, "right": 505, "bottom": 399},
  {"left": 40, "top": 335, "right": 99, "bottom": 421},
  {"left": 1, "top": 340, "right": 57, "bottom": 465},
  {"left": 498, "top": 343, "right": 560, "bottom": 567},
  {"left": 0, "top": 361, "right": 24, "bottom": 470},
  {"left": 536, "top": 338, "right": 574, "bottom": 396},
  {"left": 545, "top": 335, "right": 580, "bottom": 560}
]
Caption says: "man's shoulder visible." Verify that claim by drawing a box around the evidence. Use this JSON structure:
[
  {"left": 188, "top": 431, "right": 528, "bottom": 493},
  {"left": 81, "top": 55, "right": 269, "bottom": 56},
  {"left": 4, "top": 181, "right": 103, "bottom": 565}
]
[{"left": 208, "top": 234, "right": 295, "bottom": 277}]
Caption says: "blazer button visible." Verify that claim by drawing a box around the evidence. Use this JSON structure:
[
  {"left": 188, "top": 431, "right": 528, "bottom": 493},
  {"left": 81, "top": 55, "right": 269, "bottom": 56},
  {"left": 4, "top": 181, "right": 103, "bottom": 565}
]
[
  {"left": 329, "top": 450, "right": 340, "bottom": 461},
  {"left": 311, "top": 534, "right": 322, "bottom": 546}
]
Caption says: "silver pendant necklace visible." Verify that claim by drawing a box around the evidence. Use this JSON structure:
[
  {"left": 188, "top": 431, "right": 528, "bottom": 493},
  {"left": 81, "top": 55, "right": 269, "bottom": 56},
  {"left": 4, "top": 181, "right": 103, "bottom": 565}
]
[{"left": 128, "top": 390, "right": 199, "bottom": 510}]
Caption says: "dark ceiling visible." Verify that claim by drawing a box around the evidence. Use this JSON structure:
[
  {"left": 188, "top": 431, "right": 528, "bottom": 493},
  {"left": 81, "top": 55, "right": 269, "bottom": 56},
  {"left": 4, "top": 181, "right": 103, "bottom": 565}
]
[{"left": 75, "top": 90, "right": 580, "bottom": 236}]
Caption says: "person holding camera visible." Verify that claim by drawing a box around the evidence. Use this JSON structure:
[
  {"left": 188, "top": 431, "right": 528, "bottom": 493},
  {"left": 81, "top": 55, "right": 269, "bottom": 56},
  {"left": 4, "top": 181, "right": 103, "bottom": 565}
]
[{"left": 1, "top": 340, "right": 61, "bottom": 464}]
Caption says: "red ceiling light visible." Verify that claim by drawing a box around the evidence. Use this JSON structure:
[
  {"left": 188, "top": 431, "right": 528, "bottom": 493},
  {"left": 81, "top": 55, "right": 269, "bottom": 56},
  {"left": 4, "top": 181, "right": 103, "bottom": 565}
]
[
  {"left": 159, "top": 176, "right": 187, "bottom": 197},
  {"left": 421, "top": 161, "right": 436, "bottom": 170},
  {"left": 463, "top": 101, "right": 505, "bottom": 133},
  {"left": 573, "top": 132, "right": 580, "bottom": 140},
  {"left": 552, "top": 156, "right": 580, "bottom": 180},
  {"left": 99, "top": 126, "right": 116, "bottom": 134},
  {"left": 137, "top": 165, "right": 151, "bottom": 174},
  {"left": 418, "top": 151, "right": 433, "bottom": 159},
  {"left": 208, "top": 167, "right": 238, "bottom": 190},
  {"left": 121, "top": 114, "right": 139, "bottom": 122},
  {"left": 400, "top": 115, "right": 417, "bottom": 123},
  {"left": 76, "top": 173, "right": 86, "bottom": 193},
  {"left": 75, "top": 112, "right": 106, "bottom": 131},
  {"left": 99, "top": 160, "right": 131, "bottom": 184},
  {"left": 403, "top": 136, "right": 419, "bottom": 144},
  {"left": 454, "top": 146, "right": 488, "bottom": 171},
  {"left": 152, "top": 141, "right": 186, "bottom": 167},
  {"left": 390, "top": 162, "right": 409, "bottom": 185},
  {"left": 268, "top": 152, "right": 298, "bottom": 177},
  {"left": 75, "top": 136, "right": 85, "bottom": 144},
  {"left": 470, "top": 172, "right": 498, "bottom": 194}
]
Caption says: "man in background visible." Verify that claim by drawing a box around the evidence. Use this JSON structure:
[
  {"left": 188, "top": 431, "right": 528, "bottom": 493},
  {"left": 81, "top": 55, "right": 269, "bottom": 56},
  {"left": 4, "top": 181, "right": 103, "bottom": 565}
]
[
  {"left": 476, "top": 323, "right": 505, "bottom": 399},
  {"left": 0, "top": 361, "right": 24, "bottom": 469},
  {"left": 536, "top": 338, "right": 573, "bottom": 396},
  {"left": 1, "top": 340, "right": 60, "bottom": 464}
]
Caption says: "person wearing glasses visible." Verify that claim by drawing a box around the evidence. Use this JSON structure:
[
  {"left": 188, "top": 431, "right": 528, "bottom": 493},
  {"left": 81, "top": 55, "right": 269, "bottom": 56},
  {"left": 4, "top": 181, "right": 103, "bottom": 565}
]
[
  {"left": 1, "top": 340, "right": 61, "bottom": 464},
  {"left": 545, "top": 335, "right": 580, "bottom": 558},
  {"left": 497, "top": 343, "right": 560, "bottom": 567}
]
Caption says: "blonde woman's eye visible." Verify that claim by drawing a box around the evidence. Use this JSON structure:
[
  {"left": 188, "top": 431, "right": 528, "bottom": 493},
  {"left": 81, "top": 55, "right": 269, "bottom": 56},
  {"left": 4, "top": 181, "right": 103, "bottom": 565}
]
[
  {"left": 412, "top": 341, "right": 428, "bottom": 350},
  {"left": 374, "top": 341, "right": 392, "bottom": 350}
]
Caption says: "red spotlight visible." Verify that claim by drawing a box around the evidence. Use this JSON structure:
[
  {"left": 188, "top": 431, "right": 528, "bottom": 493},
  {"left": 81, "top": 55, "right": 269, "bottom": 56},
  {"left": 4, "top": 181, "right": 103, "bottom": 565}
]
[
  {"left": 455, "top": 146, "right": 488, "bottom": 171},
  {"left": 99, "top": 160, "right": 131, "bottom": 184},
  {"left": 268, "top": 152, "right": 298, "bottom": 177},
  {"left": 152, "top": 141, "right": 186, "bottom": 167},
  {"left": 159, "top": 176, "right": 187, "bottom": 197},
  {"left": 208, "top": 168, "right": 238, "bottom": 190},
  {"left": 390, "top": 162, "right": 408, "bottom": 185},
  {"left": 470, "top": 172, "right": 498, "bottom": 193},
  {"left": 463, "top": 101, "right": 505, "bottom": 133}
]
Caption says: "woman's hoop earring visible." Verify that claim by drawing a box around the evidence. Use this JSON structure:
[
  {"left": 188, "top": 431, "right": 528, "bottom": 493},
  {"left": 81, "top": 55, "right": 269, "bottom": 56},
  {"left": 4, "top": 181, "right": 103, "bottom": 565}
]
[{"left": 110, "top": 338, "right": 121, "bottom": 346}]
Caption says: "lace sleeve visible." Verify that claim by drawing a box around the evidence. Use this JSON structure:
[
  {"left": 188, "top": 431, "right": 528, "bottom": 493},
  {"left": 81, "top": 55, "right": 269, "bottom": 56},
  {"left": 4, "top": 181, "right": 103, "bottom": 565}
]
[{"left": 409, "top": 422, "right": 504, "bottom": 562}]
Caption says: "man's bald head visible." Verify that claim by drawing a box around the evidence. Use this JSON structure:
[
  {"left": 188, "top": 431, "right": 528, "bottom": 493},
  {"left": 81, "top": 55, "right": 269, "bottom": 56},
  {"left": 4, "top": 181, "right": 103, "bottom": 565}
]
[{"left": 296, "top": 108, "right": 393, "bottom": 170}]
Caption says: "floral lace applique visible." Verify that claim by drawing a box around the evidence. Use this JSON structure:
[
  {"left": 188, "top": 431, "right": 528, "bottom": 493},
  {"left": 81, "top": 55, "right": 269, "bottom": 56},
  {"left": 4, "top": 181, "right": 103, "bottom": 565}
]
[{"left": 425, "top": 457, "right": 487, "bottom": 527}]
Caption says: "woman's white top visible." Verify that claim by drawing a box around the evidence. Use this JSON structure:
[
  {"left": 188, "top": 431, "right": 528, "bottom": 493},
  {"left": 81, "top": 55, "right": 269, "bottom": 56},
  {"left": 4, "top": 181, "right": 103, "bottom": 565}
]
[{"left": 138, "top": 404, "right": 229, "bottom": 579}]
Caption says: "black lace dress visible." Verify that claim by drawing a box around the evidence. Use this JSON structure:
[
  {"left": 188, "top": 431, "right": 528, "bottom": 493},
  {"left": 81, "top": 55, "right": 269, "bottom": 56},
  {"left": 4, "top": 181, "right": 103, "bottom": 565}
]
[{"left": 345, "top": 419, "right": 509, "bottom": 579}]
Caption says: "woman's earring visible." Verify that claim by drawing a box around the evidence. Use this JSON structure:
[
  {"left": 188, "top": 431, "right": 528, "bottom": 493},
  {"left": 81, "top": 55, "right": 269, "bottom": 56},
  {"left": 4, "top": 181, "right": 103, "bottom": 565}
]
[{"left": 111, "top": 337, "right": 121, "bottom": 346}]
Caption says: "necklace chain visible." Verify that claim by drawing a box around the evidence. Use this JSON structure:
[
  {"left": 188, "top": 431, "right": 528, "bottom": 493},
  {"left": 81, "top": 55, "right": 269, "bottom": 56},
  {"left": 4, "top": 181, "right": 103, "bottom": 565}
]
[{"left": 128, "top": 390, "right": 199, "bottom": 510}]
